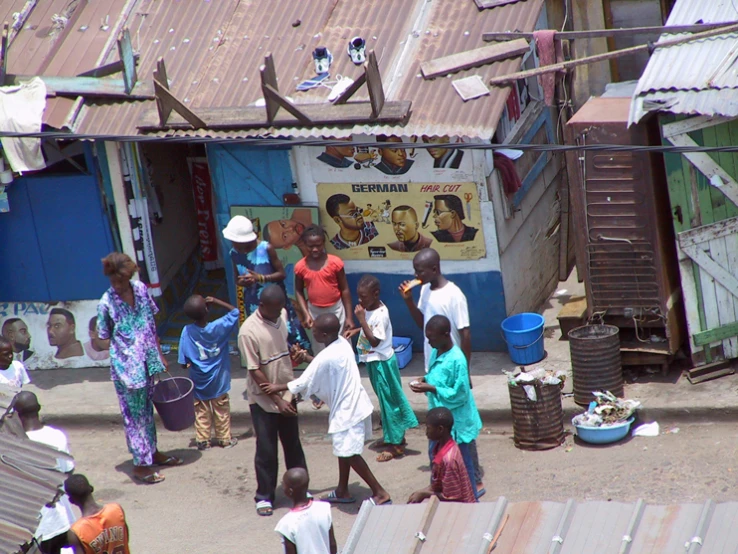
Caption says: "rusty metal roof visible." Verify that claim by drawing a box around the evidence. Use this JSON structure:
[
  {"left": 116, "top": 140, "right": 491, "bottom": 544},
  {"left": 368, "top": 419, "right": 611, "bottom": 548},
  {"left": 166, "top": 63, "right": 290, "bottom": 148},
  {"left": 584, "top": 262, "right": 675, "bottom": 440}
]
[
  {"left": 75, "top": 0, "right": 544, "bottom": 139},
  {"left": 344, "top": 497, "right": 738, "bottom": 553},
  {"left": 629, "top": 0, "right": 738, "bottom": 124}
]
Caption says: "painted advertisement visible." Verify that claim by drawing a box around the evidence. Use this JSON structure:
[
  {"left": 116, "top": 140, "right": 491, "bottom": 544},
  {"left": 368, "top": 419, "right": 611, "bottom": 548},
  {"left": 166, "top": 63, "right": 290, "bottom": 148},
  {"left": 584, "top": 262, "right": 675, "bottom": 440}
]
[
  {"left": 228, "top": 206, "right": 320, "bottom": 325},
  {"left": 308, "top": 134, "right": 475, "bottom": 184},
  {"left": 189, "top": 158, "right": 220, "bottom": 269},
  {"left": 317, "top": 182, "right": 485, "bottom": 260},
  {"left": 0, "top": 301, "right": 110, "bottom": 370}
]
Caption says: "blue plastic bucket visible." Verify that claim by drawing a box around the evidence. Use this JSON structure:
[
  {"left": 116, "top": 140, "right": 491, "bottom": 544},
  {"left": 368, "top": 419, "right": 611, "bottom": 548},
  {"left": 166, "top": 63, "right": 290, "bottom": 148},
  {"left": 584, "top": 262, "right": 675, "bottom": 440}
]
[{"left": 501, "top": 313, "right": 545, "bottom": 365}]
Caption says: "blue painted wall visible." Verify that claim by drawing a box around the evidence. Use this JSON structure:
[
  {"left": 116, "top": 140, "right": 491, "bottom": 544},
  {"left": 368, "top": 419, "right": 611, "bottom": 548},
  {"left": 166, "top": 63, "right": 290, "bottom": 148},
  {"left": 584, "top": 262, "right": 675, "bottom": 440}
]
[
  {"left": 0, "top": 172, "right": 115, "bottom": 301},
  {"left": 345, "top": 271, "right": 507, "bottom": 352}
]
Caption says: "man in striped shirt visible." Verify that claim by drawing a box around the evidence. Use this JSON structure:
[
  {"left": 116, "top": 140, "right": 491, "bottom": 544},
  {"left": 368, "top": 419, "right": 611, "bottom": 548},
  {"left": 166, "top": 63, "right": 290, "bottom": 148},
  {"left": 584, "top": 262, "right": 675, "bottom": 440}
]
[
  {"left": 408, "top": 407, "right": 476, "bottom": 504},
  {"left": 239, "top": 285, "right": 308, "bottom": 517}
]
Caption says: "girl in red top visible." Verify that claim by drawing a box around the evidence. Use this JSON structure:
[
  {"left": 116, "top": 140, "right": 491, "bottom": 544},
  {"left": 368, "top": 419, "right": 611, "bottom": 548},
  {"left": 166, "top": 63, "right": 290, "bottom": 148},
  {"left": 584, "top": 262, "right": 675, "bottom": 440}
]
[{"left": 294, "top": 226, "right": 355, "bottom": 353}]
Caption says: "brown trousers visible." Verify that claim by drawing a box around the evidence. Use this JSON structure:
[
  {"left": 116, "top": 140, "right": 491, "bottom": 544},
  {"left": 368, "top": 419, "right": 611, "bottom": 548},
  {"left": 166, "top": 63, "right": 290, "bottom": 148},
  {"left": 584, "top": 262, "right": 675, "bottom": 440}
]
[{"left": 194, "top": 393, "right": 231, "bottom": 443}]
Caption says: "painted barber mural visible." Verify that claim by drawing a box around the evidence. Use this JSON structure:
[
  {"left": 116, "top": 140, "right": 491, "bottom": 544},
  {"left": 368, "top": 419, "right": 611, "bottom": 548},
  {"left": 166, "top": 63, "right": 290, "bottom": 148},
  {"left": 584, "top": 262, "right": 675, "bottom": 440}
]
[{"left": 0, "top": 301, "right": 110, "bottom": 369}]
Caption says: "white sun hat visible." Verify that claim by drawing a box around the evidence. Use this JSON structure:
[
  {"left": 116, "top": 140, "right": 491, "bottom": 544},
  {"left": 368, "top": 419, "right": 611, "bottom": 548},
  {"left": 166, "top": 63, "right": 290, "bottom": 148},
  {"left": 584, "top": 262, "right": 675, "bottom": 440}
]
[{"left": 222, "top": 215, "right": 257, "bottom": 242}]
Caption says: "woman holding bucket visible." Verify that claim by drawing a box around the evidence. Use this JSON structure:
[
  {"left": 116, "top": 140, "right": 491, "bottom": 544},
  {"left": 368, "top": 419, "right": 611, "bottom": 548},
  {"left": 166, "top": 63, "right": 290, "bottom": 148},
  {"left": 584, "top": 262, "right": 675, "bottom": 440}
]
[{"left": 96, "top": 252, "right": 183, "bottom": 485}]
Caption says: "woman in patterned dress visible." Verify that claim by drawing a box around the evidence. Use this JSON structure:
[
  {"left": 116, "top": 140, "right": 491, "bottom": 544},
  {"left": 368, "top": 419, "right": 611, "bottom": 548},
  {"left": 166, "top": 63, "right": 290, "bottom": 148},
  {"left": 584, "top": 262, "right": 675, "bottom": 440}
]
[
  {"left": 222, "top": 216, "right": 311, "bottom": 352},
  {"left": 97, "top": 252, "right": 183, "bottom": 484}
]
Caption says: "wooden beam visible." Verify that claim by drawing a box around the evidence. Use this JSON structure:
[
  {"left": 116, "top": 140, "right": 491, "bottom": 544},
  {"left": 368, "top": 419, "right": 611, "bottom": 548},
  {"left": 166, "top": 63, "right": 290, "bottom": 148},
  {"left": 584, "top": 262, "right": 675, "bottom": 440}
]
[
  {"left": 365, "top": 50, "right": 384, "bottom": 118},
  {"left": 488, "top": 22, "right": 738, "bottom": 87},
  {"left": 117, "top": 27, "right": 137, "bottom": 94},
  {"left": 260, "top": 54, "right": 280, "bottom": 122},
  {"left": 421, "top": 39, "right": 529, "bottom": 79},
  {"left": 679, "top": 216, "right": 738, "bottom": 249},
  {"left": 77, "top": 54, "right": 140, "bottom": 78},
  {"left": 693, "top": 322, "right": 738, "bottom": 347},
  {"left": 411, "top": 496, "right": 439, "bottom": 554},
  {"left": 662, "top": 115, "right": 737, "bottom": 138},
  {"left": 0, "top": 23, "right": 7, "bottom": 86},
  {"left": 5, "top": 74, "right": 153, "bottom": 98},
  {"left": 483, "top": 22, "right": 738, "bottom": 42},
  {"left": 153, "top": 78, "right": 206, "bottom": 128},
  {"left": 153, "top": 57, "right": 171, "bottom": 124},
  {"left": 682, "top": 243, "right": 738, "bottom": 300},
  {"left": 138, "top": 100, "right": 412, "bottom": 131},
  {"left": 333, "top": 72, "right": 367, "bottom": 105},
  {"left": 263, "top": 84, "right": 312, "bottom": 124}
]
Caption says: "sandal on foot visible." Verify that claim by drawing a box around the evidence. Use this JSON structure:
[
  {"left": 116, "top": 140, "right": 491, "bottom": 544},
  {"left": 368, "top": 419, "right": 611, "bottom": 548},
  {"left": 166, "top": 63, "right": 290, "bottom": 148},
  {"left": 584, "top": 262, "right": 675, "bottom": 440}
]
[
  {"left": 376, "top": 447, "right": 404, "bottom": 462},
  {"left": 196, "top": 441, "right": 211, "bottom": 451},
  {"left": 476, "top": 485, "right": 486, "bottom": 498},
  {"left": 216, "top": 438, "right": 238, "bottom": 449},
  {"left": 322, "top": 490, "right": 356, "bottom": 504},
  {"left": 155, "top": 455, "right": 184, "bottom": 467},
  {"left": 134, "top": 471, "right": 165, "bottom": 485},
  {"left": 365, "top": 497, "right": 392, "bottom": 506},
  {"left": 256, "top": 500, "right": 273, "bottom": 516}
]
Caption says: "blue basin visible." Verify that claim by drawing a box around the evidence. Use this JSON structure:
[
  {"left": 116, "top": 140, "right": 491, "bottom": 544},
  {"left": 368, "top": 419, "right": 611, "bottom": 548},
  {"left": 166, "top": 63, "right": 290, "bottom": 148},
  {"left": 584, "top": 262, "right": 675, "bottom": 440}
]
[{"left": 575, "top": 417, "right": 635, "bottom": 444}]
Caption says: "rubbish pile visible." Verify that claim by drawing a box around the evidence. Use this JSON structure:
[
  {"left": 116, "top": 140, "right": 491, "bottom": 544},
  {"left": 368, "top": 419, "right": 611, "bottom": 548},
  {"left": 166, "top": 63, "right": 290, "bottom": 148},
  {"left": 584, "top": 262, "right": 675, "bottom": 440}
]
[
  {"left": 572, "top": 391, "right": 641, "bottom": 428},
  {"left": 504, "top": 367, "right": 567, "bottom": 402}
]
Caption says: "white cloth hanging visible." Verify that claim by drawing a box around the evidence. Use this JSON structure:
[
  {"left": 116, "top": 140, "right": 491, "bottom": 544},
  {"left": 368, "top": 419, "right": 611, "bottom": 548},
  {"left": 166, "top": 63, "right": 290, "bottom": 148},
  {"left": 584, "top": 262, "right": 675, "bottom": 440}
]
[{"left": 0, "top": 77, "right": 47, "bottom": 172}]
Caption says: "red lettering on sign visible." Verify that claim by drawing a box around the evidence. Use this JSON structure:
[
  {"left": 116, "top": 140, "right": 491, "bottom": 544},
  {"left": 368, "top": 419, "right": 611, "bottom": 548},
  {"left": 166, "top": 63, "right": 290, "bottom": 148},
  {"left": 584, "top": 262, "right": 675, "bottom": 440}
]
[{"left": 191, "top": 162, "right": 218, "bottom": 263}]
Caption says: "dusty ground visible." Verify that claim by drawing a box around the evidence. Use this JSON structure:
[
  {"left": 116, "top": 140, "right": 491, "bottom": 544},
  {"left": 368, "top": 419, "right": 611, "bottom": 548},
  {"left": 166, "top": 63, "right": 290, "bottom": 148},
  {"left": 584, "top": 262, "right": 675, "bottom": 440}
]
[{"left": 65, "top": 418, "right": 738, "bottom": 553}]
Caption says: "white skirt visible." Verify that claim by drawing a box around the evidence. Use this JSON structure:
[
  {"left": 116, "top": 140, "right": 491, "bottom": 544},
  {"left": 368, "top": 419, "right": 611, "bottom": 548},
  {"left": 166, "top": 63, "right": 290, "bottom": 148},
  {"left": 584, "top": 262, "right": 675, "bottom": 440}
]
[{"left": 331, "top": 416, "right": 372, "bottom": 457}]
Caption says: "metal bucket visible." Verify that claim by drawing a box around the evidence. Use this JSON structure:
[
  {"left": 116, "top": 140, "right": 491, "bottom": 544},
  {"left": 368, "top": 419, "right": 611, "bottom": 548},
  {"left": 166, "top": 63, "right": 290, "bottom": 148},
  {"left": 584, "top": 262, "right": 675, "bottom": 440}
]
[
  {"left": 508, "top": 381, "right": 565, "bottom": 451},
  {"left": 568, "top": 324, "right": 623, "bottom": 406}
]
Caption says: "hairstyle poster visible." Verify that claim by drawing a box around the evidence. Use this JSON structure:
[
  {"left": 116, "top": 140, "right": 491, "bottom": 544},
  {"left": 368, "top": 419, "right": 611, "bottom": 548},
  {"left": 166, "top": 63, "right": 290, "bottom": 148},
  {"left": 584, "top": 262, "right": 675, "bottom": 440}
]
[
  {"left": 0, "top": 301, "right": 110, "bottom": 370},
  {"left": 316, "top": 183, "right": 485, "bottom": 260}
]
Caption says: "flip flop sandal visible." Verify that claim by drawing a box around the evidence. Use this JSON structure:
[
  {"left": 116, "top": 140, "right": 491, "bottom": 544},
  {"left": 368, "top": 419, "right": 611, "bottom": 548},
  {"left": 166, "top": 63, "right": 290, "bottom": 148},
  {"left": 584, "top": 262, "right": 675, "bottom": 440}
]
[
  {"left": 196, "top": 441, "right": 211, "bottom": 451},
  {"left": 323, "top": 490, "right": 356, "bottom": 504},
  {"left": 216, "top": 438, "right": 238, "bottom": 449},
  {"left": 476, "top": 486, "right": 487, "bottom": 498},
  {"left": 134, "top": 471, "right": 165, "bottom": 485},
  {"left": 156, "top": 455, "right": 184, "bottom": 467},
  {"left": 256, "top": 501, "right": 273, "bottom": 516},
  {"left": 365, "top": 497, "right": 392, "bottom": 506}
]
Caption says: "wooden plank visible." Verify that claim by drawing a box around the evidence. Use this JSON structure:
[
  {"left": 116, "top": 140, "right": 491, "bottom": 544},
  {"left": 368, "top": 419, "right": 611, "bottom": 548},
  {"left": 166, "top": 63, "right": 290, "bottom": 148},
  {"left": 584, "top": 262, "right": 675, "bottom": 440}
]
[
  {"left": 666, "top": 133, "right": 738, "bottom": 209},
  {"left": 117, "top": 28, "right": 136, "bottom": 94},
  {"left": 153, "top": 57, "right": 171, "bottom": 124},
  {"left": 333, "top": 71, "right": 366, "bottom": 105},
  {"left": 709, "top": 237, "right": 737, "bottom": 357},
  {"left": 420, "top": 39, "right": 529, "bottom": 79},
  {"left": 687, "top": 366, "right": 734, "bottom": 384},
  {"left": 260, "top": 54, "right": 280, "bottom": 122},
  {"left": 482, "top": 23, "right": 738, "bottom": 42},
  {"left": 488, "top": 22, "right": 738, "bottom": 87},
  {"left": 138, "top": 100, "right": 412, "bottom": 131},
  {"left": 678, "top": 216, "right": 738, "bottom": 248},
  {"left": 662, "top": 115, "right": 736, "bottom": 138},
  {"left": 693, "top": 321, "right": 738, "bottom": 347},
  {"left": 683, "top": 243, "right": 738, "bottom": 300},
  {"left": 153, "top": 79, "right": 206, "bottom": 128},
  {"left": 77, "top": 54, "right": 140, "bottom": 78},
  {"left": 475, "top": 0, "right": 521, "bottom": 8},
  {"left": 0, "top": 23, "right": 7, "bottom": 86},
  {"left": 365, "top": 50, "right": 384, "bottom": 119},
  {"left": 263, "top": 84, "right": 311, "bottom": 124},
  {"left": 5, "top": 74, "right": 153, "bottom": 98},
  {"left": 410, "top": 495, "right": 439, "bottom": 554}
]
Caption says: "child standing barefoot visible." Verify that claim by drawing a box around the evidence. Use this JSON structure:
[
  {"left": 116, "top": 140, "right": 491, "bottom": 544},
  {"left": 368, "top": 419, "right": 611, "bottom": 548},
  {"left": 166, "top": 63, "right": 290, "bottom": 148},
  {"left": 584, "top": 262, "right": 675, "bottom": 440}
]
[
  {"left": 347, "top": 275, "right": 417, "bottom": 462},
  {"left": 294, "top": 226, "right": 355, "bottom": 354}
]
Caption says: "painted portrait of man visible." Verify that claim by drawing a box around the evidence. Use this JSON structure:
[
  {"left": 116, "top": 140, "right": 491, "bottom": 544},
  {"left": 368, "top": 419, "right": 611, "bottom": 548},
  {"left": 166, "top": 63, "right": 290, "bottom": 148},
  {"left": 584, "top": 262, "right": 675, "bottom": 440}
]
[
  {"left": 430, "top": 194, "right": 478, "bottom": 243},
  {"left": 261, "top": 208, "right": 315, "bottom": 257},
  {"left": 83, "top": 316, "right": 110, "bottom": 361},
  {"left": 46, "top": 308, "right": 84, "bottom": 359},
  {"left": 316, "top": 137, "right": 355, "bottom": 169},
  {"left": 421, "top": 135, "right": 464, "bottom": 169},
  {"left": 326, "top": 193, "right": 379, "bottom": 250},
  {"left": 387, "top": 205, "right": 433, "bottom": 252},
  {"left": 1, "top": 317, "right": 34, "bottom": 362},
  {"left": 374, "top": 135, "right": 414, "bottom": 175}
]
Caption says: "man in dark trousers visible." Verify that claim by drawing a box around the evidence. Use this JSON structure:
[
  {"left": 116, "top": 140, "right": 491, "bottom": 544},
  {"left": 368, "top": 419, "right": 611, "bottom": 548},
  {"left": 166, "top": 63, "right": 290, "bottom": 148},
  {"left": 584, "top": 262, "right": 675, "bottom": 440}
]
[{"left": 239, "top": 285, "right": 307, "bottom": 517}]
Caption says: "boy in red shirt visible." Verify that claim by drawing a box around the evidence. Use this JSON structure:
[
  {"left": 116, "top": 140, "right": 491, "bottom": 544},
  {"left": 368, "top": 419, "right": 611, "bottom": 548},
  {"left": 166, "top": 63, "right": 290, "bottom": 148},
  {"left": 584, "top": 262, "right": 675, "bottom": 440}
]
[{"left": 408, "top": 407, "right": 476, "bottom": 504}]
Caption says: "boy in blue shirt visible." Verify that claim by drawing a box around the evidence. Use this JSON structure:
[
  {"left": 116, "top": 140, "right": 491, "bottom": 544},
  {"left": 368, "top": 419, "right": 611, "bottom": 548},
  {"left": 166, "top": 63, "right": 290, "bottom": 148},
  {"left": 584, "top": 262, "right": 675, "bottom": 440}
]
[{"left": 179, "top": 295, "right": 239, "bottom": 450}]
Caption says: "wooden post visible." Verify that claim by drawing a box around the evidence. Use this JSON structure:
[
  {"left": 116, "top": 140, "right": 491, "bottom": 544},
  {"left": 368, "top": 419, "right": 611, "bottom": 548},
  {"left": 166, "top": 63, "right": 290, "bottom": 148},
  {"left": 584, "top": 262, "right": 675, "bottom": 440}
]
[
  {"left": 0, "top": 23, "right": 7, "bottom": 86},
  {"left": 263, "top": 84, "right": 312, "bottom": 124},
  {"left": 410, "top": 496, "right": 439, "bottom": 554},
  {"left": 117, "top": 28, "right": 137, "bottom": 94},
  {"left": 333, "top": 72, "right": 366, "bottom": 105},
  {"left": 153, "top": 79, "right": 206, "bottom": 128},
  {"left": 153, "top": 57, "right": 170, "bottom": 123},
  {"left": 365, "top": 50, "right": 384, "bottom": 119},
  {"left": 260, "top": 54, "right": 280, "bottom": 122}
]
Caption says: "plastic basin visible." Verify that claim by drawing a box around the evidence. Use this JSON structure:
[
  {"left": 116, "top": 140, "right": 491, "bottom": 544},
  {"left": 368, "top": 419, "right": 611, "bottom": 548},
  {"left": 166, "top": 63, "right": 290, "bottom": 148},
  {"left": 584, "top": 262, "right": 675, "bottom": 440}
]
[{"left": 574, "top": 417, "right": 634, "bottom": 444}]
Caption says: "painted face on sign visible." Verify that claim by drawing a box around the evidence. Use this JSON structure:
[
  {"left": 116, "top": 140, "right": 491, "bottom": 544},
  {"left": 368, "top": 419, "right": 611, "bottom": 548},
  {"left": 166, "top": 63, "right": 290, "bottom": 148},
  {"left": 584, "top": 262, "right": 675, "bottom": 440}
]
[
  {"left": 433, "top": 199, "right": 457, "bottom": 231},
  {"left": 379, "top": 136, "right": 407, "bottom": 169},
  {"left": 334, "top": 200, "right": 365, "bottom": 231},
  {"left": 391, "top": 208, "right": 420, "bottom": 242},
  {"left": 422, "top": 135, "right": 451, "bottom": 159},
  {"left": 265, "top": 219, "right": 305, "bottom": 250},
  {"left": 47, "top": 314, "right": 75, "bottom": 347},
  {"left": 4, "top": 320, "right": 31, "bottom": 351}
]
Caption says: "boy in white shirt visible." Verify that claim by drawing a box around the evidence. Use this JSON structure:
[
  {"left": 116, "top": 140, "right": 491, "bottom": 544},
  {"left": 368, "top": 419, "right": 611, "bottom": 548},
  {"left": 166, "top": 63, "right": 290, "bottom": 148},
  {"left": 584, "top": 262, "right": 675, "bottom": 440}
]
[
  {"left": 261, "top": 314, "right": 391, "bottom": 506},
  {"left": 0, "top": 337, "right": 30, "bottom": 388},
  {"left": 275, "top": 467, "right": 336, "bottom": 554},
  {"left": 346, "top": 275, "right": 417, "bottom": 462}
]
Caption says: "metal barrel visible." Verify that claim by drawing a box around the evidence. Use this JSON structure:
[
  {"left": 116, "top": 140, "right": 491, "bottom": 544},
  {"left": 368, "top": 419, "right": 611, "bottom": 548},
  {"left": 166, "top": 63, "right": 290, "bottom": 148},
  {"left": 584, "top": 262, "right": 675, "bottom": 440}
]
[
  {"left": 568, "top": 324, "right": 623, "bottom": 406},
  {"left": 508, "top": 381, "right": 565, "bottom": 451}
]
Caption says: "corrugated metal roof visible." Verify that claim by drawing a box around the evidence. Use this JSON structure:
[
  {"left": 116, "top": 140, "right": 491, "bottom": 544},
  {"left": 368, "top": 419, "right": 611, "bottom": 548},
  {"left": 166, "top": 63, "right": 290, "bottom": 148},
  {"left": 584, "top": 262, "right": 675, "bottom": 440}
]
[
  {"left": 630, "top": 0, "right": 738, "bottom": 123},
  {"left": 344, "top": 497, "right": 738, "bottom": 553},
  {"left": 76, "top": 0, "right": 544, "bottom": 139},
  {"left": 1, "top": 0, "right": 134, "bottom": 130}
]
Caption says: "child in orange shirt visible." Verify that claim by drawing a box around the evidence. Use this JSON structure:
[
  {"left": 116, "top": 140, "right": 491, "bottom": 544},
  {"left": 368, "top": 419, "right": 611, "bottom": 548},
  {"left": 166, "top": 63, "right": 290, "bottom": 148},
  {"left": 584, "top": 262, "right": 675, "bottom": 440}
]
[{"left": 294, "top": 225, "right": 355, "bottom": 353}]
